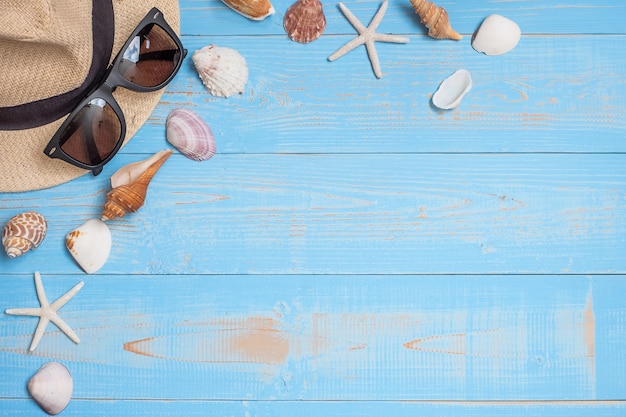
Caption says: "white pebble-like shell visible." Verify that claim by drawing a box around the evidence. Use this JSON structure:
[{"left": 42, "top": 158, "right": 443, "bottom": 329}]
[
  {"left": 166, "top": 109, "right": 216, "bottom": 161},
  {"left": 472, "top": 14, "right": 521, "bottom": 56},
  {"left": 65, "top": 219, "right": 112, "bottom": 274},
  {"left": 192, "top": 45, "right": 248, "bottom": 98},
  {"left": 28, "top": 362, "right": 73, "bottom": 415},
  {"left": 2, "top": 211, "right": 47, "bottom": 258},
  {"left": 432, "top": 69, "right": 472, "bottom": 110}
]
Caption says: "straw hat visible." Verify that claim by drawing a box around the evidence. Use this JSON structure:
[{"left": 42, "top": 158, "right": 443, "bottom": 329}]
[{"left": 0, "top": 0, "right": 180, "bottom": 192}]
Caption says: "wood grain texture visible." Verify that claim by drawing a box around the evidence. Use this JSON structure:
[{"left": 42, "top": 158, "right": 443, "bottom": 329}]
[
  {"left": 1, "top": 153, "right": 625, "bottom": 274},
  {"left": 1, "top": 275, "right": 624, "bottom": 401},
  {"left": 0, "top": 0, "right": 624, "bottom": 415}
]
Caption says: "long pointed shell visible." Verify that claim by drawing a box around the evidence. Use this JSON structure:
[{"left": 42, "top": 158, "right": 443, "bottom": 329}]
[
  {"left": 192, "top": 45, "right": 249, "bottom": 98},
  {"left": 28, "top": 362, "right": 73, "bottom": 415},
  {"left": 283, "top": 0, "right": 326, "bottom": 44},
  {"left": 2, "top": 211, "right": 47, "bottom": 258},
  {"left": 410, "top": 0, "right": 462, "bottom": 40},
  {"left": 221, "top": 0, "right": 275, "bottom": 20},
  {"left": 166, "top": 109, "right": 216, "bottom": 161},
  {"left": 110, "top": 150, "right": 173, "bottom": 189},
  {"left": 432, "top": 69, "right": 472, "bottom": 110},
  {"left": 101, "top": 150, "right": 172, "bottom": 221},
  {"left": 66, "top": 219, "right": 112, "bottom": 274}
]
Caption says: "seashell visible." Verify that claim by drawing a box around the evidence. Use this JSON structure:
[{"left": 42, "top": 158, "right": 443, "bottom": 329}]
[
  {"left": 2, "top": 211, "right": 47, "bottom": 258},
  {"left": 472, "top": 14, "right": 521, "bottom": 56},
  {"left": 27, "top": 362, "right": 73, "bottom": 415},
  {"left": 410, "top": 0, "right": 462, "bottom": 41},
  {"left": 283, "top": 0, "right": 326, "bottom": 44},
  {"left": 192, "top": 45, "right": 249, "bottom": 98},
  {"left": 66, "top": 219, "right": 112, "bottom": 274},
  {"left": 101, "top": 150, "right": 172, "bottom": 221},
  {"left": 432, "top": 69, "right": 472, "bottom": 110},
  {"left": 221, "top": 0, "right": 275, "bottom": 20},
  {"left": 109, "top": 150, "right": 173, "bottom": 189},
  {"left": 166, "top": 109, "right": 216, "bottom": 161}
]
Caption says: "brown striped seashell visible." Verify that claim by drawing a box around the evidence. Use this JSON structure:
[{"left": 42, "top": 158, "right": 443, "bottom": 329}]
[
  {"left": 410, "top": 0, "right": 462, "bottom": 40},
  {"left": 2, "top": 211, "right": 47, "bottom": 258},
  {"left": 28, "top": 362, "right": 73, "bottom": 415},
  {"left": 283, "top": 0, "right": 326, "bottom": 44},
  {"left": 101, "top": 150, "right": 172, "bottom": 221},
  {"left": 221, "top": 0, "right": 275, "bottom": 20}
]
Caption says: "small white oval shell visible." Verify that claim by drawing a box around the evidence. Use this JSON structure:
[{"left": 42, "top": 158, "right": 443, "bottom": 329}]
[
  {"left": 432, "top": 69, "right": 472, "bottom": 110},
  {"left": 65, "top": 219, "right": 112, "bottom": 274},
  {"left": 28, "top": 362, "right": 73, "bottom": 415},
  {"left": 472, "top": 14, "right": 521, "bottom": 56},
  {"left": 192, "top": 45, "right": 248, "bottom": 98},
  {"left": 166, "top": 109, "right": 216, "bottom": 161}
]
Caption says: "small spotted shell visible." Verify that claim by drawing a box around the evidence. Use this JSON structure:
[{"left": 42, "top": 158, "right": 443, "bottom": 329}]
[
  {"left": 283, "top": 0, "right": 326, "bottom": 44},
  {"left": 2, "top": 211, "right": 47, "bottom": 258}
]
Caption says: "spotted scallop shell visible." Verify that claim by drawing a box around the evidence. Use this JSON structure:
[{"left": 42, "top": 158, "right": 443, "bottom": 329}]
[
  {"left": 283, "top": 0, "right": 326, "bottom": 44},
  {"left": 166, "top": 109, "right": 216, "bottom": 161},
  {"left": 192, "top": 45, "right": 248, "bottom": 98},
  {"left": 2, "top": 211, "right": 47, "bottom": 258}
]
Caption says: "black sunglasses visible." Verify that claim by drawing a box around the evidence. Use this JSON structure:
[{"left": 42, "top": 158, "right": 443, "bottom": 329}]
[{"left": 44, "top": 7, "right": 187, "bottom": 175}]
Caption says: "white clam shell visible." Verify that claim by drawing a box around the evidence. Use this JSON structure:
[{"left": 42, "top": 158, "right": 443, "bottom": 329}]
[
  {"left": 472, "top": 14, "right": 521, "bottom": 56},
  {"left": 28, "top": 362, "right": 73, "bottom": 415},
  {"left": 166, "top": 109, "right": 216, "bottom": 161},
  {"left": 192, "top": 45, "right": 248, "bottom": 98},
  {"left": 65, "top": 219, "right": 112, "bottom": 274},
  {"left": 432, "top": 69, "right": 472, "bottom": 110}
]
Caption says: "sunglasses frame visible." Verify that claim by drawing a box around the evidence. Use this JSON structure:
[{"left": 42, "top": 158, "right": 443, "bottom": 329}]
[{"left": 44, "top": 7, "right": 187, "bottom": 176}]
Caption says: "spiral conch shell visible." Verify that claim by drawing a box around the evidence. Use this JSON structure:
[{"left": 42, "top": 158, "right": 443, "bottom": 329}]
[
  {"left": 2, "top": 211, "right": 47, "bottom": 258},
  {"left": 192, "top": 45, "right": 248, "bottom": 98},
  {"left": 284, "top": 0, "right": 326, "bottom": 44},
  {"left": 28, "top": 362, "right": 73, "bottom": 415},
  {"left": 101, "top": 150, "right": 172, "bottom": 221},
  {"left": 410, "top": 0, "right": 462, "bottom": 40},
  {"left": 221, "top": 0, "right": 275, "bottom": 20}
]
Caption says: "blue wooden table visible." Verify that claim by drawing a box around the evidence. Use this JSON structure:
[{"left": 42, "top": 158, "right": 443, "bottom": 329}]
[{"left": 1, "top": 0, "right": 625, "bottom": 415}]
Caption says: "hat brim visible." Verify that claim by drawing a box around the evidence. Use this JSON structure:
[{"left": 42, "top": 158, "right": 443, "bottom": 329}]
[{"left": 0, "top": 1, "right": 180, "bottom": 192}]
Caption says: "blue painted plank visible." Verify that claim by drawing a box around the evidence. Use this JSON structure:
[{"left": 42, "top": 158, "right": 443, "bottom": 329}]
[
  {"left": 1, "top": 153, "right": 624, "bottom": 275},
  {"left": 0, "top": 274, "right": 624, "bottom": 400},
  {"left": 181, "top": 0, "right": 626, "bottom": 36},
  {"left": 122, "top": 34, "right": 626, "bottom": 153},
  {"left": 0, "top": 399, "right": 625, "bottom": 417}
]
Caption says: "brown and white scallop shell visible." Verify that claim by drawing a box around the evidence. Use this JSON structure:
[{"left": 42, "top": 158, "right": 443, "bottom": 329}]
[
  {"left": 27, "top": 362, "right": 73, "bottom": 415},
  {"left": 283, "top": 0, "right": 326, "bottom": 44},
  {"left": 2, "top": 211, "right": 47, "bottom": 258}
]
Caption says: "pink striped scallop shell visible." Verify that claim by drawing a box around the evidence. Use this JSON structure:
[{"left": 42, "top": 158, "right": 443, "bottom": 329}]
[{"left": 166, "top": 108, "right": 216, "bottom": 161}]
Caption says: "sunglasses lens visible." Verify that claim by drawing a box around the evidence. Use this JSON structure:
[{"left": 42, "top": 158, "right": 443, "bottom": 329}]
[
  {"left": 118, "top": 24, "right": 181, "bottom": 88},
  {"left": 58, "top": 98, "right": 122, "bottom": 166}
]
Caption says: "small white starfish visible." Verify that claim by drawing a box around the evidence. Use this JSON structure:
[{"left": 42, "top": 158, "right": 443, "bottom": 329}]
[
  {"left": 5, "top": 272, "right": 84, "bottom": 351},
  {"left": 328, "top": 0, "right": 409, "bottom": 78}
]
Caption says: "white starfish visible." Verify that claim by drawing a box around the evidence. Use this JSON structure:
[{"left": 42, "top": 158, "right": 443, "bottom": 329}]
[
  {"left": 5, "top": 272, "right": 84, "bottom": 351},
  {"left": 328, "top": 0, "right": 409, "bottom": 78}
]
